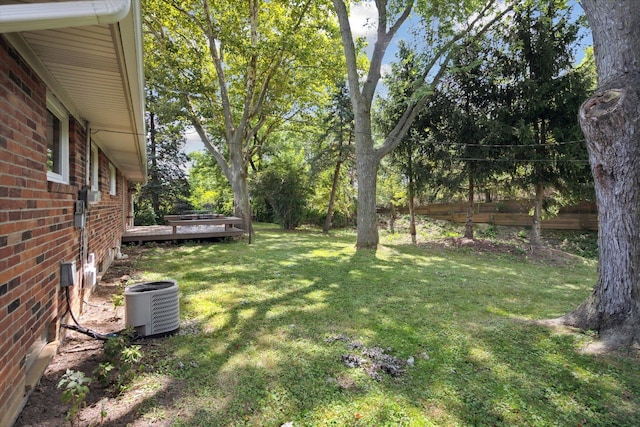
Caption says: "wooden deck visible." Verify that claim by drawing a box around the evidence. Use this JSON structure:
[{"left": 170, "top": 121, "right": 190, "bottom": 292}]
[{"left": 122, "top": 224, "right": 243, "bottom": 244}]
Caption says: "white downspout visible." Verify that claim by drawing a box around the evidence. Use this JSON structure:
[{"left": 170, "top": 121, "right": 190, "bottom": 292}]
[
  {"left": 0, "top": 0, "right": 131, "bottom": 33},
  {"left": 82, "top": 121, "right": 91, "bottom": 289},
  {"left": 85, "top": 122, "right": 91, "bottom": 187}
]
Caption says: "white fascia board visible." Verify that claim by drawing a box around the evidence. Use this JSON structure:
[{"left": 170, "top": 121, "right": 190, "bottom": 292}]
[
  {"left": 0, "top": 0, "right": 130, "bottom": 33},
  {"left": 115, "top": 0, "right": 147, "bottom": 182}
]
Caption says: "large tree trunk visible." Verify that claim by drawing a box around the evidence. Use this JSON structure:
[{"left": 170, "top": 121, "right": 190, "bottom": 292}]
[
  {"left": 228, "top": 136, "right": 252, "bottom": 232},
  {"left": 561, "top": 0, "right": 640, "bottom": 347},
  {"left": 355, "top": 129, "right": 380, "bottom": 249},
  {"left": 332, "top": 0, "right": 411, "bottom": 250}
]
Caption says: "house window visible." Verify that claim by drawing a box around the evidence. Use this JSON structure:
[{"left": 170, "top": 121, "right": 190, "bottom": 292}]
[
  {"left": 90, "top": 144, "right": 99, "bottom": 191},
  {"left": 46, "top": 96, "right": 69, "bottom": 183},
  {"left": 109, "top": 163, "right": 117, "bottom": 195}
]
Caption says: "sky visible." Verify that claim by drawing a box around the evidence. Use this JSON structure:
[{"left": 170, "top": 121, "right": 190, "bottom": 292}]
[
  {"left": 184, "top": 0, "right": 592, "bottom": 155},
  {"left": 347, "top": 0, "right": 592, "bottom": 77}
]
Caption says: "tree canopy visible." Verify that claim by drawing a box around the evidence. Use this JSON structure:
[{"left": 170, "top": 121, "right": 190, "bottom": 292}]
[
  {"left": 332, "top": 0, "right": 512, "bottom": 248},
  {"left": 143, "top": 0, "right": 345, "bottom": 231}
]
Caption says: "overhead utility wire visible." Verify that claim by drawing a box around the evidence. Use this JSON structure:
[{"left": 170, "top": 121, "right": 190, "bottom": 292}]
[
  {"left": 429, "top": 139, "right": 586, "bottom": 147},
  {"left": 452, "top": 157, "right": 589, "bottom": 164}
]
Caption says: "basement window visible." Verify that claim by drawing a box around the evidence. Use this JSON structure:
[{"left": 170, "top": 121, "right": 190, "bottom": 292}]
[{"left": 46, "top": 96, "right": 69, "bottom": 183}]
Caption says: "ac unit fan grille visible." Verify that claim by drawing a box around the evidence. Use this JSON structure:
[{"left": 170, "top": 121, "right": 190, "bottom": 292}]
[{"left": 151, "top": 292, "right": 179, "bottom": 333}]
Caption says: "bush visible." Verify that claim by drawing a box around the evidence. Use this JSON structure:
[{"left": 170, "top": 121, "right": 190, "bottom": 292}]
[
  {"left": 252, "top": 155, "right": 311, "bottom": 230},
  {"left": 134, "top": 205, "right": 157, "bottom": 226}
]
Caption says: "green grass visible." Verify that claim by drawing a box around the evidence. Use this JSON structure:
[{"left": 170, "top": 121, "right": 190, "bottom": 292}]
[{"left": 127, "top": 224, "right": 639, "bottom": 426}]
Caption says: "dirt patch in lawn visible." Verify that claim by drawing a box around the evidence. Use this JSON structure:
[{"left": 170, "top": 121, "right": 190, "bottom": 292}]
[{"left": 14, "top": 246, "right": 183, "bottom": 427}]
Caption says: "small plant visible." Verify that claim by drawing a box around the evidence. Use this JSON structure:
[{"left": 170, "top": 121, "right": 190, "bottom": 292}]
[
  {"left": 480, "top": 224, "right": 497, "bottom": 238},
  {"left": 518, "top": 229, "right": 528, "bottom": 239},
  {"left": 103, "top": 327, "right": 143, "bottom": 392},
  {"left": 93, "top": 362, "right": 115, "bottom": 387},
  {"left": 120, "top": 346, "right": 144, "bottom": 379},
  {"left": 110, "top": 293, "right": 124, "bottom": 320},
  {"left": 103, "top": 326, "right": 134, "bottom": 361},
  {"left": 57, "top": 369, "right": 91, "bottom": 426},
  {"left": 100, "top": 399, "right": 108, "bottom": 424}
]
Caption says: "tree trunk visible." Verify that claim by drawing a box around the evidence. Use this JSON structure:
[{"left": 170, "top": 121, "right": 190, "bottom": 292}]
[
  {"left": 323, "top": 160, "right": 342, "bottom": 234},
  {"left": 355, "top": 134, "right": 380, "bottom": 249},
  {"left": 228, "top": 136, "right": 252, "bottom": 234},
  {"left": 407, "top": 148, "right": 416, "bottom": 244},
  {"left": 530, "top": 182, "right": 543, "bottom": 247},
  {"left": 389, "top": 203, "right": 396, "bottom": 234},
  {"left": 408, "top": 175, "right": 416, "bottom": 245},
  {"left": 149, "top": 111, "right": 161, "bottom": 222},
  {"left": 464, "top": 173, "right": 474, "bottom": 240},
  {"left": 561, "top": 0, "right": 640, "bottom": 347}
]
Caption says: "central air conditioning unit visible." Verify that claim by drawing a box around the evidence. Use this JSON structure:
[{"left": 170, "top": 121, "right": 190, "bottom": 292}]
[{"left": 124, "top": 280, "right": 179, "bottom": 337}]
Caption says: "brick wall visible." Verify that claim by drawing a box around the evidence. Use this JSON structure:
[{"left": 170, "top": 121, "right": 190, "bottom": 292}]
[
  {"left": 87, "top": 148, "right": 128, "bottom": 274},
  {"left": 0, "top": 36, "right": 131, "bottom": 426}
]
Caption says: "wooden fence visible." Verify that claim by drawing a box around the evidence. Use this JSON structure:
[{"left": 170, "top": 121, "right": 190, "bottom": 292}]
[{"left": 378, "top": 200, "right": 598, "bottom": 231}]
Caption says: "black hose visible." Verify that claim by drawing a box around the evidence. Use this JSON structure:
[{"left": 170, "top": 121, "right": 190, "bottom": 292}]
[{"left": 61, "top": 287, "right": 118, "bottom": 341}]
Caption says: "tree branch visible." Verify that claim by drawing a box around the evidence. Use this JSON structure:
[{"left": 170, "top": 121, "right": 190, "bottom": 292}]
[
  {"left": 201, "top": 0, "right": 236, "bottom": 143},
  {"left": 363, "top": 0, "right": 414, "bottom": 102},
  {"left": 377, "top": 0, "right": 513, "bottom": 159},
  {"left": 332, "top": 0, "right": 363, "bottom": 105},
  {"left": 184, "top": 95, "right": 231, "bottom": 181}
]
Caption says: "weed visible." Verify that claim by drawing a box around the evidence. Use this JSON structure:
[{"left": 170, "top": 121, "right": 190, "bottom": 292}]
[
  {"left": 480, "top": 224, "right": 497, "bottom": 238},
  {"left": 100, "top": 400, "right": 108, "bottom": 424},
  {"left": 110, "top": 293, "right": 124, "bottom": 320},
  {"left": 102, "top": 327, "right": 143, "bottom": 392},
  {"left": 119, "top": 345, "right": 144, "bottom": 384},
  {"left": 93, "top": 362, "right": 115, "bottom": 387},
  {"left": 57, "top": 369, "right": 91, "bottom": 426}
]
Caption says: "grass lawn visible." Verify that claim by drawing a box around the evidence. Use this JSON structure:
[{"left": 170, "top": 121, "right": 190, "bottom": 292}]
[{"left": 125, "top": 223, "right": 639, "bottom": 426}]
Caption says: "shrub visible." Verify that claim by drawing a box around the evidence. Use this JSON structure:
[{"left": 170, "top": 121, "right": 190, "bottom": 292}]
[{"left": 252, "top": 155, "right": 311, "bottom": 230}]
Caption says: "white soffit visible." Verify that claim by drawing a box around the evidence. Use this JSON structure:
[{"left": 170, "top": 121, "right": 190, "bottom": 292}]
[{"left": 1, "top": 0, "right": 147, "bottom": 183}]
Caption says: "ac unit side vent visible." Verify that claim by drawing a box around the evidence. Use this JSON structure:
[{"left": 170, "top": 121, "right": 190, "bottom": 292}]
[{"left": 151, "top": 293, "right": 179, "bottom": 332}]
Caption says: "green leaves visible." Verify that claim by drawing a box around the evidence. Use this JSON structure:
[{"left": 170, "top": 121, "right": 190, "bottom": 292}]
[
  {"left": 58, "top": 369, "right": 92, "bottom": 424},
  {"left": 143, "top": 0, "right": 345, "bottom": 226},
  {"left": 252, "top": 150, "right": 311, "bottom": 230}
]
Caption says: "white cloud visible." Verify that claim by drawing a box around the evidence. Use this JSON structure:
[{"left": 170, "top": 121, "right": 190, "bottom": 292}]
[
  {"left": 455, "top": 0, "right": 512, "bottom": 32},
  {"left": 380, "top": 63, "right": 392, "bottom": 77},
  {"left": 184, "top": 128, "right": 205, "bottom": 154},
  {"left": 348, "top": 0, "right": 378, "bottom": 40},
  {"left": 346, "top": 1, "right": 400, "bottom": 95}
]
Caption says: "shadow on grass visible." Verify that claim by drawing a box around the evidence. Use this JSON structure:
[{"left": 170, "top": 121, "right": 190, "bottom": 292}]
[{"left": 123, "top": 226, "right": 638, "bottom": 426}]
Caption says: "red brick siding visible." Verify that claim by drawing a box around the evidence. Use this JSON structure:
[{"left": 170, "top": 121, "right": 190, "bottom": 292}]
[
  {"left": 0, "top": 35, "right": 131, "bottom": 424},
  {"left": 87, "top": 147, "right": 128, "bottom": 272}
]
